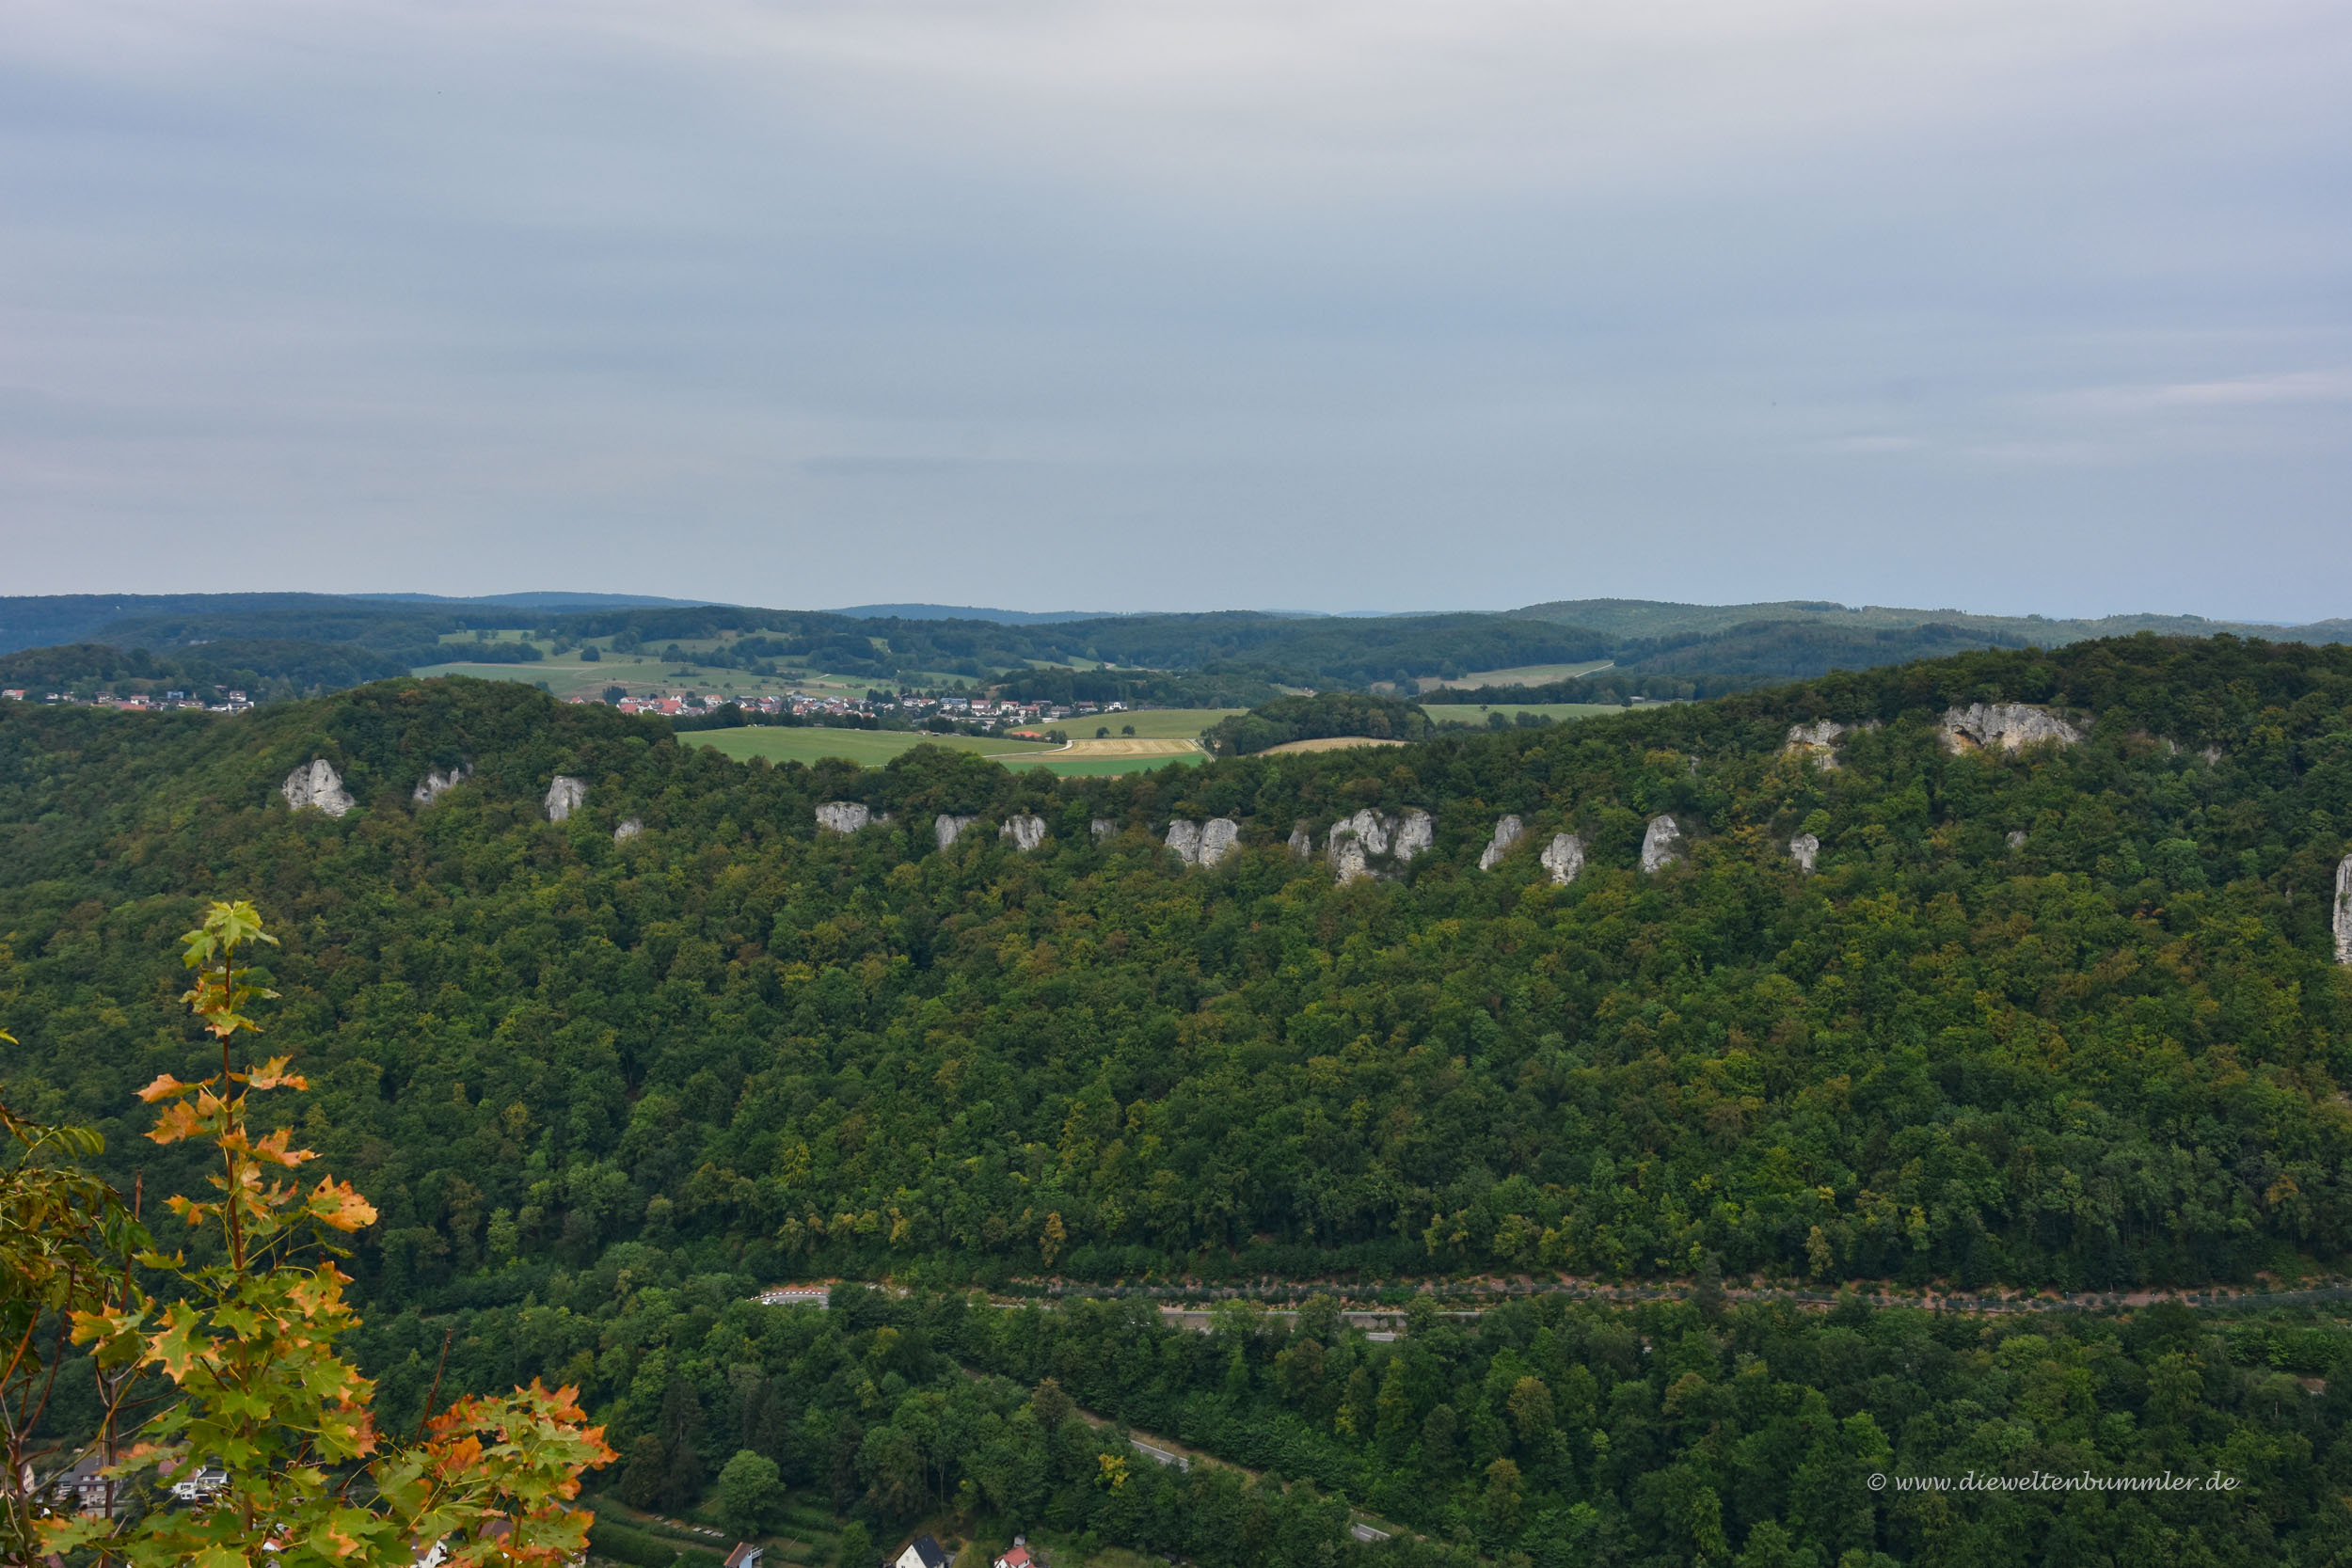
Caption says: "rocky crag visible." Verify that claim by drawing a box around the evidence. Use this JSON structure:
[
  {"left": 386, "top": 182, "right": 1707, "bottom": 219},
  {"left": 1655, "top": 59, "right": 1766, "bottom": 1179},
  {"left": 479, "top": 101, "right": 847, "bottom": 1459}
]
[
  {"left": 935, "top": 815, "right": 977, "bottom": 850},
  {"left": 1166, "top": 817, "right": 1243, "bottom": 868},
  {"left": 1789, "top": 832, "right": 1820, "bottom": 874},
  {"left": 1327, "top": 808, "right": 1434, "bottom": 883},
  {"left": 544, "top": 776, "right": 587, "bottom": 822},
  {"left": 2336, "top": 854, "right": 2352, "bottom": 966},
  {"left": 411, "top": 765, "right": 469, "bottom": 806},
  {"left": 1640, "top": 815, "right": 1683, "bottom": 874},
  {"left": 1000, "top": 814, "right": 1048, "bottom": 852},
  {"left": 613, "top": 817, "right": 644, "bottom": 842},
  {"left": 815, "top": 801, "right": 882, "bottom": 834},
  {"left": 1942, "top": 703, "right": 2083, "bottom": 752},
  {"left": 1478, "top": 816, "right": 1526, "bottom": 871},
  {"left": 281, "top": 759, "right": 355, "bottom": 817},
  {"left": 1539, "top": 832, "right": 1585, "bottom": 885}
]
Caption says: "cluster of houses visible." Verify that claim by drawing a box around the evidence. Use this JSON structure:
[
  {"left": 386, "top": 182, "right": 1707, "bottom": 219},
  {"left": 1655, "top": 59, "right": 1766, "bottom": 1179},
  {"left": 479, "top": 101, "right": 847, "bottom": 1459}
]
[
  {"left": 2, "top": 688, "right": 250, "bottom": 711},
  {"left": 580, "top": 689, "right": 1128, "bottom": 731}
]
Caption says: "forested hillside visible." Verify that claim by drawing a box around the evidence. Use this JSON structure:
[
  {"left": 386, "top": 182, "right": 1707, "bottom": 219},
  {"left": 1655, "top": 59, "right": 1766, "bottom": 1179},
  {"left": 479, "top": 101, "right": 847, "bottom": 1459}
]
[
  {"left": 2, "top": 633, "right": 2348, "bottom": 1302},
  {"left": 8, "top": 632, "right": 2352, "bottom": 1566}
]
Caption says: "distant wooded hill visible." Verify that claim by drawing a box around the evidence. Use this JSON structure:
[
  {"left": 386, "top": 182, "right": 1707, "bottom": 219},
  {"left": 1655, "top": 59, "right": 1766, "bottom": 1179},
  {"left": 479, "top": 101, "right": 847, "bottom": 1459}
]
[{"left": 0, "top": 590, "right": 2344, "bottom": 707}]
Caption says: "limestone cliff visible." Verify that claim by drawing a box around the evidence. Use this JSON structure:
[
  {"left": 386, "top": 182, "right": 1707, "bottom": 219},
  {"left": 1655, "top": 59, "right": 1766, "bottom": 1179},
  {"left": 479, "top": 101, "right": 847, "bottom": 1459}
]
[
  {"left": 1942, "top": 703, "right": 2084, "bottom": 753},
  {"left": 613, "top": 817, "right": 644, "bottom": 842},
  {"left": 1784, "top": 721, "right": 1844, "bottom": 768},
  {"left": 1331, "top": 833, "right": 1372, "bottom": 884},
  {"left": 281, "top": 759, "right": 355, "bottom": 817},
  {"left": 815, "top": 801, "right": 872, "bottom": 834},
  {"left": 1091, "top": 818, "right": 1117, "bottom": 844},
  {"left": 2008, "top": 830, "right": 2029, "bottom": 848},
  {"left": 1392, "top": 809, "right": 1434, "bottom": 863},
  {"left": 935, "top": 814, "right": 976, "bottom": 850},
  {"left": 1000, "top": 814, "right": 1047, "bottom": 852},
  {"left": 1641, "top": 815, "right": 1683, "bottom": 874},
  {"left": 1539, "top": 832, "right": 1585, "bottom": 885},
  {"left": 411, "top": 765, "right": 469, "bottom": 807},
  {"left": 1788, "top": 832, "right": 1819, "bottom": 874},
  {"left": 1165, "top": 819, "right": 1204, "bottom": 865},
  {"left": 1327, "top": 809, "right": 1391, "bottom": 860},
  {"left": 1198, "top": 817, "right": 1241, "bottom": 867},
  {"left": 544, "top": 776, "right": 588, "bottom": 822},
  {"left": 1287, "top": 824, "right": 1313, "bottom": 860},
  {"left": 1478, "top": 815, "right": 1526, "bottom": 871},
  {"left": 2336, "top": 854, "right": 2351, "bottom": 966}
]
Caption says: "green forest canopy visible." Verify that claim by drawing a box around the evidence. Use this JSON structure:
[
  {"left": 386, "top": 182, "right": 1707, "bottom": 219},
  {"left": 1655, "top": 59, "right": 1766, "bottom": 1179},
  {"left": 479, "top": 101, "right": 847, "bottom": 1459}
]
[{"left": 9, "top": 629, "right": 2352, "bottom": 1566}]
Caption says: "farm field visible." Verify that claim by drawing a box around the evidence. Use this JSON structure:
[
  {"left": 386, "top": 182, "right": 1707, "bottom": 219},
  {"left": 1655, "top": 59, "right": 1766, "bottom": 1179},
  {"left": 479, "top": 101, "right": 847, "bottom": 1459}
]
[
  {"left": 689, "top": 727, "right": 1060, "bottom": 768},
  {"left": 1089, "top": 706, "right": 1244, "bottom": 737},
  {"left": 1421, "top": 659, "right": 1613, "bottom": 689},
  {"left": 1259, "top": 735, "right": 1408, "bottom": 753}
]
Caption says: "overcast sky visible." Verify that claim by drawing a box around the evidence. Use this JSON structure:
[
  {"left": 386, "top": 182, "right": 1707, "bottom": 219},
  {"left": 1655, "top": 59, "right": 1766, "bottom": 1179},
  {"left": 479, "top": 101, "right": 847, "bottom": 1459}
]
[{"left": 2, "top": 1, "right": 2346, "bottom": 618}]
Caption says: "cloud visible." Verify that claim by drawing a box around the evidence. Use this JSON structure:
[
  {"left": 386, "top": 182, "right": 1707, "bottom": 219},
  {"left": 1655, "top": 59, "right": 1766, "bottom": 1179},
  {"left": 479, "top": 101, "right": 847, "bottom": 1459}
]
[{"left": 0, "top": 0, "right": 2347, "bottom": 617}]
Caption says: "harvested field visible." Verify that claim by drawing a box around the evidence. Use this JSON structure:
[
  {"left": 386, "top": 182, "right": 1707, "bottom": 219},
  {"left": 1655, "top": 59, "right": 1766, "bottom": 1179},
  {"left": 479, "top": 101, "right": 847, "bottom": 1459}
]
[{"left": 1259, "top": 736, "right": 1409, "bottom": 754}]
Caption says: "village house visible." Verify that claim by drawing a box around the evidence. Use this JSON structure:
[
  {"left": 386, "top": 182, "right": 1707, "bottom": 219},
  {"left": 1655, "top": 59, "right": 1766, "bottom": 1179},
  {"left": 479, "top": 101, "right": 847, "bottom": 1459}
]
[{"left": 895, "top": 1535, "right": 950, "bottom": 1568}]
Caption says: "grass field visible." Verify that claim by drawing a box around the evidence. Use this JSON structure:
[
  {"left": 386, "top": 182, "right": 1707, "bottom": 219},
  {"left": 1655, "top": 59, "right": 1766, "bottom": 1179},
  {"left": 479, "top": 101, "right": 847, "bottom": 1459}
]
[
  {"left": 1422, "top": 659, "right": 1613, "bottom": 690},
  {"left": 688, "top": 727, "right": 1061, "bottom": 768},
  {"left": 1088, "top": 706, "right": 1243, "bottom": 738},
  {"left": 1260, "top": 735, "right": 1409, "bottom": 754}
]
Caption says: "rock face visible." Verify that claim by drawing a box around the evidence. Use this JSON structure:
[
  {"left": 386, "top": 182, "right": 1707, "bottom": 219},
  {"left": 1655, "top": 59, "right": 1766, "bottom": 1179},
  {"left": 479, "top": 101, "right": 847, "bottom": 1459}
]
[
  {"left": 1539, "top": 832, "right": 1585, "bottom": 885},
  {"left": 1788, "top": 832, "right": 1820, "bottom": 874},
  {"left": 935, "top": 814, "right": 977, "bottom": 850},
  {"left": 1288, "top": 823, "right": 1313, "bottom": 860},
  {"left": 1640, "top": 815, "right": 1684, "bottom": 874},
  {"left": 2336, "top": 855, "right": 2352, "bottom": 966},
  {"left": 1329, "top": 809, "right": 1391, "bottom": 860},
  {"left": 1000, "top": 814, "right": 1047, "bottom": 852},
  {"left": 411, "top": 765, "right": 469, "bottom": 806},
  {"left": 1478, "top": 815, "right": 1527, "bottom": 871},
  {"left": 1091, "top": 818, "right": 1118, "bottom": 844},
  {"left": 1331, "top": 833, "right": 1372, "bottom": 884},
  {"left": 1942, "top": 703, "right": 2084, "bottom": 753},
  {"left": 1785, "top": 721, "right": 1845, "bottom": 768},
  {"left": 1165, "top": 818, "right": 1241, "bottom": 867},
  {"left": 2007, "top": 829, "right": 2029, "bottom": 848},
  {"left": 281, "top": 759, "right": 355, "bottom": 817},
  {"left": 815, "top": 801, "right": 872, "bottom": 834},
  {"left": 544, "top": 776, "right": 588, "bottom": 821},
  {"left": 1326, "top": 808, "right": 1433, "bottom": 879},
  {"left": 613, "top": 817, "right": 644, "bottom": 842}
]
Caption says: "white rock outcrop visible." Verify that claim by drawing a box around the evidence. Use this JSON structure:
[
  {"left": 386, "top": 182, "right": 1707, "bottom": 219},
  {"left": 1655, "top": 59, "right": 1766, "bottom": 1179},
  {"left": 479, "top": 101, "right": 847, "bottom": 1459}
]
[
  {"left": 1325, "top": 808, "right": 1433, "bottom": 877},
  {"left": 1785, "top": 721, "right": 1845, "bottom": 768},
  {"left": 935, "top": 814, "right": 977, "bottom": 850},
  {"left": 1328, "top": 809, "right": 1391, "bottom": 860},
  {"left": 281, "top": 759, "right": 355, "bottom": 817},
  {"left": 2335, "top": 854, "right": 2351, "bottom": 966},
  {"left": 613, "top": 817, "right": 644, "bottom": 842},
  {"left": 2007, "top": 829, "right": 2029, "bottom": 849},
  {"left": 1091, "top": 818, "right": 1117, "bottom": 844},
  {"left": 544, "top": 776, "right": 588, "bottom": 821},
  {"left": 1539, "top": 832, "right": 1586, "bottom": 885},
  {"left": 815, "top": 801, "right": 872, "bottom": 834},
  {"left": 1164, "top": 818, "right": 1241, "bottom": 867},
  {"left": 1788, "top": 832, "right": 1820, "bottom": 874},
  {"left": 411, "top": 765, "right": 469, "bottom": 806},
  {"left": 1942, "top": 703, "right": 2084, "bottom": 753},
  {"left": 1001, "top": 814, "right": 1047, "bottom": 852},
  {"left": 1391, "top": 809, "right": 1434, "bottom": 863},
  {"left": 1331, "top": 833, "right": 1372, "bottom": 884},
  {"left": 1640, "top": 815, "right": 1684, "bottom": 874},
  {"left": 1478, "top": 816, "right": 1526, "bottom": 871},
  {"left": 1288, "top": 824, "right": 1313, "bottom": 860}
]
